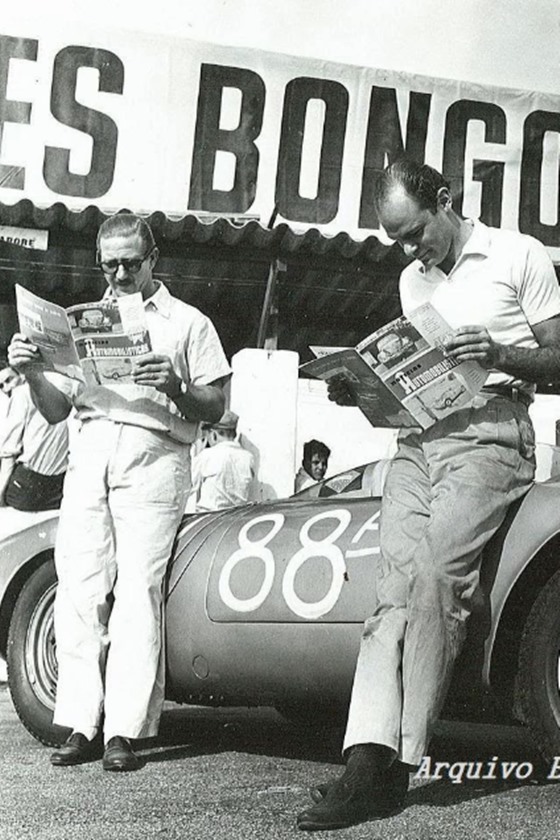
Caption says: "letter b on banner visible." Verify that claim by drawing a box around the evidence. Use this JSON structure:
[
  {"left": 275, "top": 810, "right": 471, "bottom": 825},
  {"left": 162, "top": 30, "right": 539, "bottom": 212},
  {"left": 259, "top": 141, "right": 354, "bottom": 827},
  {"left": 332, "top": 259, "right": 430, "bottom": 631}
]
[{"left": 189, "top": 64, "right": 265, "bottom": 213}]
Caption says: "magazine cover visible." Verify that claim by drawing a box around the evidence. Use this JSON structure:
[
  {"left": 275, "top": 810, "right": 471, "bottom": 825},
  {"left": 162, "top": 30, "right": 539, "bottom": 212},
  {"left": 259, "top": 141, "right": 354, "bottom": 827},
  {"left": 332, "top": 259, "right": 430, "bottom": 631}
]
[
  {"left": 302, "top": 304, "right": 488, "bottom": 429},
  {"left": 300, "top": 348, "right": 421, "bottom": 428},
  {"left": 16, "top": 286, "right": 152, "bottom": 386},
  {"left": 66, "top": 296, "right": 152, "bottom": 386},
  {"left": 15, "top": 285, "right": 82, "bottom": 380}
]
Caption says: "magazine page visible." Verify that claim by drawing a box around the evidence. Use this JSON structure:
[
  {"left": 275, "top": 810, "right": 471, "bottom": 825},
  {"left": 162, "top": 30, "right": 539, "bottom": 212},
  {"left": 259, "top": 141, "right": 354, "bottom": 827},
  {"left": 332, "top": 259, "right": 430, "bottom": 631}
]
[
  {"left": 356, "top": 308, "right": 488, "bottom": 427},
  {"left": 15, "top": 285, "right": 83, "bottom": 380},
  {"left": 66, "top": 294, "right": 152, "bottom": 387},
  {"left": 300, "top": 349, "right": 421, "bottom": 429},
  {"left": 308, "top": 346, "right": 351, "bottom": 358},
  {"left": 407, "top": 301, "right": 489, "bottom": 394}
]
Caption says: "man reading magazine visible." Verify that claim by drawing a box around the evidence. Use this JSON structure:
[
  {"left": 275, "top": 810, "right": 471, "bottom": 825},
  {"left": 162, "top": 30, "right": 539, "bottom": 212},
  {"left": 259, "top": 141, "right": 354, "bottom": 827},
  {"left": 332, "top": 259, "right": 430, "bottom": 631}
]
[
  {"left": 9, "top": 214, "right": 230, "bottom": 773},
  {"left": 297, "top": 159, "right": 560, "bottom": 831}
]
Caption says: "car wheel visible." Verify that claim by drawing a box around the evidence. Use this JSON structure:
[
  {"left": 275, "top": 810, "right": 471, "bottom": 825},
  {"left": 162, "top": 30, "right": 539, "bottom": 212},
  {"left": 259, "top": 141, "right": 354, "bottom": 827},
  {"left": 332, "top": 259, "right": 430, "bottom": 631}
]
[
  {"left": 6, "top": 559, "right": 69, "bottom": 747},
  {"left": 514, "top": 567, "right": 560, "bottom": 760}
]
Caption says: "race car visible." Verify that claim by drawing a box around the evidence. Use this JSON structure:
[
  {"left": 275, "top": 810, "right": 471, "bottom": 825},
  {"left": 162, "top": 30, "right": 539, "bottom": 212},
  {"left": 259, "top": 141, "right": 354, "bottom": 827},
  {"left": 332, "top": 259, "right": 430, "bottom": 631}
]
[{"left": 2, "top": 455, "right": 560, "bottom": 763}]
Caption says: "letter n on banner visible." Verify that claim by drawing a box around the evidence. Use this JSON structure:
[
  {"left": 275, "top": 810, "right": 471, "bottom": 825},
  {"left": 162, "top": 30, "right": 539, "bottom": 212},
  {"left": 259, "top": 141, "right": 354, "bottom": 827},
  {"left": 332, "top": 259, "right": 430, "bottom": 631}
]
[{"left": 359, "top": 86, "right": 431, "bottom": 229}]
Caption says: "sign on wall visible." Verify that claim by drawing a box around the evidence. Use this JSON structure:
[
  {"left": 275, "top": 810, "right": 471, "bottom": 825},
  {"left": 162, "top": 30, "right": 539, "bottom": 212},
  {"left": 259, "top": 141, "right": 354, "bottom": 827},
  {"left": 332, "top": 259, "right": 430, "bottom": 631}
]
[
  {"left": 1, "top": 26, "right": 560, "bottom": 257},
  {"left": 0, "top": 225, "right": 48, "bottom": 249}
]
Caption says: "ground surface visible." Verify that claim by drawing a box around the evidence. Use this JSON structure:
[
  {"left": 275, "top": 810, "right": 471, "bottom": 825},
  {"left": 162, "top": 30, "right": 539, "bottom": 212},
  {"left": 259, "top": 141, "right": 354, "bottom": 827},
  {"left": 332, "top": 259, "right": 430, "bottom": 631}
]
[{"left": 1, "top": 684, "right": 560, "bottom": 840}]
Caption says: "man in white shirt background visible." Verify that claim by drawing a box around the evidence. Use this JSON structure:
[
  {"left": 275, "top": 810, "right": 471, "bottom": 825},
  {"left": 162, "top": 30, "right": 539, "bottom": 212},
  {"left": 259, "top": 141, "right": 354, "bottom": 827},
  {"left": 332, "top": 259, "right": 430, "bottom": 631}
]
[
  {"left": 192, "top": 409, "right": 255, "bottom": 512},
  {"left": 0, "top": 365, "right": 68, "bottom": 511}
]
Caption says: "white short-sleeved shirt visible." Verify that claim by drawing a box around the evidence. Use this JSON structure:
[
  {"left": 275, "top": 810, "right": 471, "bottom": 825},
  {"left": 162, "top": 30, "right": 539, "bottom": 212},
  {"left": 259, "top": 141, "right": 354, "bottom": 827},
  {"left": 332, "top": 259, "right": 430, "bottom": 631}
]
[
  {"left": 0, "top": 383, "right": 69, "bottom": 475},
  {"left": 399, "top": 221, "right": 560, "bottom": 391},
  {"left": 52, "top": 282, "right": 231, "bottom": 445},
  {"left": 294, "top": 465, "right": 315, "bottom": 494},
  {"left": 192, "top": 440, "right": 255, "bottom": 511}
]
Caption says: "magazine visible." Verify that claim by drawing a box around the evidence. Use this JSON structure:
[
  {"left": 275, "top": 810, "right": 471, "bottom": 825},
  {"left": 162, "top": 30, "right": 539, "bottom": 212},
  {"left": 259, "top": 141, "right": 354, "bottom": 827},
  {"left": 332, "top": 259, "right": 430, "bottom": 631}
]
[
  {"left": 15, "top": 285, "right": 152, "bottom": 387},
  {"left": 301, "top": 302, "right": 489, "bottom": 429}
]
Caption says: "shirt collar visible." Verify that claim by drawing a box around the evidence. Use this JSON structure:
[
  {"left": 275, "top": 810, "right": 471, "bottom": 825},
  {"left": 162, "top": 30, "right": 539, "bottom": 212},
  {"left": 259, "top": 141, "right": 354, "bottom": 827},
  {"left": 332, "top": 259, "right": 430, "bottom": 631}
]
[
  {"left": 416, "top": 218, "right": 491, "bottom": 276},
  {"left": 102, "top": 281, "right": 172, "bottom": 317},
  {"left": 460, "top": 219, "right": 491, "bottom": 258},
  {"left": 144, "top": 281, "right": 171, "bottom": 317}
]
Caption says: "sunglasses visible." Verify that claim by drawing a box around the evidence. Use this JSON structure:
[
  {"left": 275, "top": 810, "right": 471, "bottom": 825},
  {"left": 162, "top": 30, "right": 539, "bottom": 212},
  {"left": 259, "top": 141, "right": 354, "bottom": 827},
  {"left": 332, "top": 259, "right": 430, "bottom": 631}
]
[{"left": 97, "top": 247, "right": 155, "bottom": 276}]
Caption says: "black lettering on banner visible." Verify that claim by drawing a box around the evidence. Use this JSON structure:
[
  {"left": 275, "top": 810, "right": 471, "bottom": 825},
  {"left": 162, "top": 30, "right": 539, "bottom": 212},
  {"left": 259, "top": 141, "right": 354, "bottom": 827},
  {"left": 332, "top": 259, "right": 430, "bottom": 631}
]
[
  {"left": 188, "top": 64, "right": 265, "bottom": 213},
  {"left": 275, "top": 77, "right": 349, "bottom": 224},
  {"left": 359, "top": 86, "right": 431, "bottom": 229},
  {"left": 443, "top": 100, "right": 506, "bottom": 227},
  {"left": 43, "top": 45, "right": 124, "bottom": 199},
  {"left": 0, "top": 35, "right": 38, "bottom": 190},
  {"left": 519, "top": 110, "right": 560, "bottom": 245}
]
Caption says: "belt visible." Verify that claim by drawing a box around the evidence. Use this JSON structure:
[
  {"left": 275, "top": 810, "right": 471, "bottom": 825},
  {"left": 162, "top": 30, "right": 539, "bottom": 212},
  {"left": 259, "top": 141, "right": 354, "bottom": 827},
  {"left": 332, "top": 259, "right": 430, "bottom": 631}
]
[{"left": 480, "top": 385, "right": 532, "bottom": 408}]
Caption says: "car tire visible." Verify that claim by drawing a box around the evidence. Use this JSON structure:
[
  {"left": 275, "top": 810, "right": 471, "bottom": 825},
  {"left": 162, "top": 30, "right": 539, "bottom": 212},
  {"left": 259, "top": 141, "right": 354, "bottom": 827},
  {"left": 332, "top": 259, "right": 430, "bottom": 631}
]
[
  {"left": 6, "top": 558, "right": 69, "bottom": 747},
  {"left": 514, "top": 566, "right": 560, "bottom": 760}
]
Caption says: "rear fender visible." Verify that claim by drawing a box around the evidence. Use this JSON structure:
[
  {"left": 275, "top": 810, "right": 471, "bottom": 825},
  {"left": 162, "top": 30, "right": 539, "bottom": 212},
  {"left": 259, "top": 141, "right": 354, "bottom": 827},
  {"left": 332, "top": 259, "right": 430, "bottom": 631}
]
[{"left": 483, "top": 480, "right": 560, "bottom": 687}]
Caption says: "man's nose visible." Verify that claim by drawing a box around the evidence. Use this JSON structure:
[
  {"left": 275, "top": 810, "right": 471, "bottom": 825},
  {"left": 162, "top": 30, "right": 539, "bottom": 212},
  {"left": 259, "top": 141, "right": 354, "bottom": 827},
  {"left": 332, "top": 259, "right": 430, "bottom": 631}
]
[{"left": 115, "top": 262, "right": 130, "bottom": 280}]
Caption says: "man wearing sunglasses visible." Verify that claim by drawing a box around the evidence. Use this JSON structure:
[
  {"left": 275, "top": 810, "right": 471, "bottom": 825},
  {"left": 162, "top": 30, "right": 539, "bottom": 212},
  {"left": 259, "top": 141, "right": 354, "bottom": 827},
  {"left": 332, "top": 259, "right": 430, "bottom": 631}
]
[{"left": 8, "top": 213, "right": 231, "bottom": 772}]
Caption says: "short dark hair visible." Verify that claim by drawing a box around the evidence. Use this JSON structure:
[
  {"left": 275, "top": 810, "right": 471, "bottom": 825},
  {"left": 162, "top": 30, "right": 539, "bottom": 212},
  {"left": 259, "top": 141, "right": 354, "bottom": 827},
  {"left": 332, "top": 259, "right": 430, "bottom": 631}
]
[
  {"left": 303, "top": 439, "right": 331, "bottom": 463},
  {"left": 96, "top": 213, "right": 156, "bottom": 252},
  {"left": 376, "top": 158, "right": 450, "bottom": 214}
]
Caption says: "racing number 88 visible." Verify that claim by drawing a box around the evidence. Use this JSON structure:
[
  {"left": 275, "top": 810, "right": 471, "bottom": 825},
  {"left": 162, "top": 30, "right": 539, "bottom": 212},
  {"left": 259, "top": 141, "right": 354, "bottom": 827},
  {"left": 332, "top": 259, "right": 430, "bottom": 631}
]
[{"left": 218, "top": 510, "right": 352, "bottom": 619}]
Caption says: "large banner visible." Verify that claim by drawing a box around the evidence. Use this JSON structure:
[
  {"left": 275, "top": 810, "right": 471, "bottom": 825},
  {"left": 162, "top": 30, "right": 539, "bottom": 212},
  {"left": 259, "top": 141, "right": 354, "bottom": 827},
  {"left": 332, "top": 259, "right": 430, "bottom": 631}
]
[{"left": 1, "top": 23, "right": 560, "bottom": 257}]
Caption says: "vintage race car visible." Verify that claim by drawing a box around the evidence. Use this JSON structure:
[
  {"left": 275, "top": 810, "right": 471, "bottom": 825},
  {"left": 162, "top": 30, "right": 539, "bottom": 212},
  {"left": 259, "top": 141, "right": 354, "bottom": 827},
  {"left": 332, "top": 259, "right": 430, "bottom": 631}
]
[{"left": 2, "top": 455, "right": 560, "bottom": 761}]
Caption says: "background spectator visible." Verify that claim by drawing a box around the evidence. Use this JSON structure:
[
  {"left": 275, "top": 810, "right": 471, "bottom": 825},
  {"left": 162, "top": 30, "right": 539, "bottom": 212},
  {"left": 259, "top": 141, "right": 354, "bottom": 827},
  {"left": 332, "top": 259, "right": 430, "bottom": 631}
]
[
  {"left": 0, "top": 366, "right": 68, "bottom": 511},
  {"left": 294, "top": 439, "right": 331, "bottom": 493},
  {"left": 191, "top": 409, "right": 255, "bottom": 511}
]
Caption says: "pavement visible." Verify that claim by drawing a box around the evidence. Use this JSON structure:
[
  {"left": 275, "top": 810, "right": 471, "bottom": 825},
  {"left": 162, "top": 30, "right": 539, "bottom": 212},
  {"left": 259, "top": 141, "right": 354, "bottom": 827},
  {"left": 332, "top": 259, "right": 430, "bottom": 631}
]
[{"left": 1, "top": 684, "right": 560, "bottom": 840}]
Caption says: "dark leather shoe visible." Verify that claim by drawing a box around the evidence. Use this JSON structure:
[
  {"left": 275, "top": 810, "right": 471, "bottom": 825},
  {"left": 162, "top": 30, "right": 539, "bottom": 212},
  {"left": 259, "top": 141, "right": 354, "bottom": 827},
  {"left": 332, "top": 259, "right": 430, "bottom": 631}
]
[
  {"left": 50, "top": 732, "right": 99, "bottom": 766},
  {"left": 102, "top": 736, "right": 142, "bottom": 772},
  {"left": 299, "top": 762, "right": 408, "bottom": 831},
  {"left": 309, "top": 761, "right": 409, "bottom": 807}
]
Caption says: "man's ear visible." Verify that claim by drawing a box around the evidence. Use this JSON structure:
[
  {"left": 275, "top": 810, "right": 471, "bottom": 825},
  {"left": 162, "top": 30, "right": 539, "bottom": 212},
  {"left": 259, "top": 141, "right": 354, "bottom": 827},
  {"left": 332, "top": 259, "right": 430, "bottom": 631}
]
[
  {"left": 436, "top": 187, "right": 452, "bottom": 211},
  {"left": 150, "top": 246, "right": 159, "bottom": 267}
]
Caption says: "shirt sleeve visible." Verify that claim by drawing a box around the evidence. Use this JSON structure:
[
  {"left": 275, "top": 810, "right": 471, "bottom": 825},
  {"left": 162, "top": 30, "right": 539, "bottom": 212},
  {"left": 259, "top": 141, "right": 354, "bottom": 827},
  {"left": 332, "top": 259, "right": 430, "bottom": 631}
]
[
  {"left": 517, "top": 235, "right": 560, "bottom": 326},
  {"left": 185, "top": 313, "right": 232, "bottom": 387},
  {"left": 0, "top": 386, "right": 28, "bottom": 458},
  {"left": 44, "top": 371, "right": 83, "bottom": 402}
]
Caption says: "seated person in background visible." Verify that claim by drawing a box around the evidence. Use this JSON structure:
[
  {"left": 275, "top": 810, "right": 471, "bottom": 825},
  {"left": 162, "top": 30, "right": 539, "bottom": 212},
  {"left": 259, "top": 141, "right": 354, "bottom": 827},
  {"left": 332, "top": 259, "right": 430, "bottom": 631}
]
[
  {"left": 192, "top": 409, "right": 255, "bottom": 511},
  {"left": 0, "top": 366, "right": 68, "bottom": 511},
  {"left": 294, "top": 439, "right": 331, "bottom": 493}
]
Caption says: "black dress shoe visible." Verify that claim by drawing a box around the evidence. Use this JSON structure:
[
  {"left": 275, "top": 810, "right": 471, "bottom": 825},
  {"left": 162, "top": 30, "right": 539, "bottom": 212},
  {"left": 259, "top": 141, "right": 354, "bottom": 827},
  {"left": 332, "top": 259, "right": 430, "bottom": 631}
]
[
  {"left": 298, "top": 762, "right": 408, "bottom": 831},
  {"left": 309, "top": 761, "right": 409, "bottom": 807},
  {"left": 50, "top": 733, "right": 99, "bottom": 766},
  {"left": 103, "top": 736, "right": 142, "bottom": 772}
]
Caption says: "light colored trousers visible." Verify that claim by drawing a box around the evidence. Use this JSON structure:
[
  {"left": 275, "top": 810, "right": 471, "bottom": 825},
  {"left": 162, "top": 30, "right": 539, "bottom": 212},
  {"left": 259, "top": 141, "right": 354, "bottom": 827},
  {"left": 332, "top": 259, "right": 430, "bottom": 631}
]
[
  {"left": 53, "top": 420, "right": 190, "bottom": 742},
  {"left": 343, "top": 394, "right": 536, "bottom": 766}
]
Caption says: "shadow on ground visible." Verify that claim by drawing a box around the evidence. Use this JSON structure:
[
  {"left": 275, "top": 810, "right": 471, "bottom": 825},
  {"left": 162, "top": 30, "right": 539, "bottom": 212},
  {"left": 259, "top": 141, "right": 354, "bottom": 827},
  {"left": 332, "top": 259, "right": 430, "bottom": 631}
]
[{"left": 139, "top": 702, "right": 557, "bottom": 811}]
